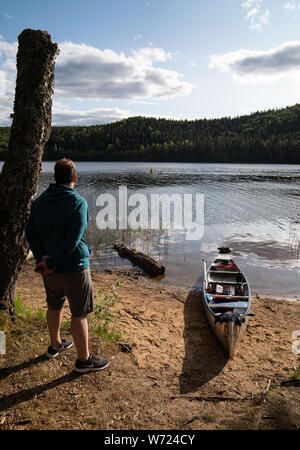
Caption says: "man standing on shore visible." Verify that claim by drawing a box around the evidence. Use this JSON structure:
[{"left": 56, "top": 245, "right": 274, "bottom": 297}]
[{"left": 25, "top": 158, "right": 110, "bottom": 373}]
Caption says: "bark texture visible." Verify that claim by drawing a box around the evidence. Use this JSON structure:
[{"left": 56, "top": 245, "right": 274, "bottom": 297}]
[
  {"left": 0, "top": 29, "right": 59, "bottom": 312},
  {"left": 113, "top": 243, "right": 165, "bottom": 277}
]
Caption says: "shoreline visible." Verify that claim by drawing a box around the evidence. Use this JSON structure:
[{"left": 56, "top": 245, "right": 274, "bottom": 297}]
[
  {"left": 26, "top": 251, "right": 300, "bottom": 303},
  {"left": 98, "top": 265, "right": 300, "bottom": 303},
  {"left": 2, "top": 160, "right": 300, "bottom": 165}
]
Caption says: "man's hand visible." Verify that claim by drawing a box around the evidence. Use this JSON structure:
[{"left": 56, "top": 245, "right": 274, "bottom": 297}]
[{"left": 34, "top": 255, "right": 56, "bottom": 275}]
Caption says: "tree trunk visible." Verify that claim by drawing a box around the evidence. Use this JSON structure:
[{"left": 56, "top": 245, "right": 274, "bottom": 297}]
[
  {"left": 113, "top": 243, "right": 165, "bottom": 277},
  {"left": 0, "top": 29, "right": 59, "bottom": 313}
]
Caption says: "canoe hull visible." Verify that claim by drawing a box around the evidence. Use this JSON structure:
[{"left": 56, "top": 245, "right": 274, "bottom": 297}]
[{"left": 203, "top": 295, "right": 248, "bottom": 357}]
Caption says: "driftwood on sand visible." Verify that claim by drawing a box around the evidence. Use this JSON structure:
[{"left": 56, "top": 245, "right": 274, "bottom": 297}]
[{"left": 113, "top": 243, "right": 165, "bottom": 277}]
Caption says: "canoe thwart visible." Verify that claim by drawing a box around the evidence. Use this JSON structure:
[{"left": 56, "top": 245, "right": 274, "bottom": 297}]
[{"left": 209, "top": 301, "right": 249, "bottom": 309}]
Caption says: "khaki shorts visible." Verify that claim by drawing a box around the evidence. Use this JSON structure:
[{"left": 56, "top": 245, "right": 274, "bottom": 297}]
[{"left": 42, "top": 268, "right": 93, "bottom": 317}]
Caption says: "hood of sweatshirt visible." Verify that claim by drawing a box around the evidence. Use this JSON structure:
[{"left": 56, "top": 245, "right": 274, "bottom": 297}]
[{"left": 42, "top": 183, "right": 79, "bottom": 203}]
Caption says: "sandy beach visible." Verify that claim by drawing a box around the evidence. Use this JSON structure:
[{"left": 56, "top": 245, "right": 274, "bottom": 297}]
[{"left": 0, "top": 258, "right": 298, "bottom": 430}]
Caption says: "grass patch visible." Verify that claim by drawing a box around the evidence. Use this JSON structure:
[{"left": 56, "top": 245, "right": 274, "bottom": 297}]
[
  {"left": 0, "top": 281, "right": 124, "bottom": 358},
  {"left": 14, "top": 296, "right": 47, "bottom": 322},
  {"left": 0, "top": 303, "right": 48, "bottom": 356},
  {"left": 89, "top": 281, "right": 123, "bottom": 342}
]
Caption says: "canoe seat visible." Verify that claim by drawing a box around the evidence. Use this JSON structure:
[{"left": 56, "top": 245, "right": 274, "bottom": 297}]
[
  {"left": 212, "top": 295, "right": 247, "bottom": 302},
  {"left": 209, "top": 301, "right": 248, "bottom": 309}
]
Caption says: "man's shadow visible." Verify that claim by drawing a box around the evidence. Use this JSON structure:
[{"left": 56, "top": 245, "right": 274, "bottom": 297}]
[
  {"left": 179, "top": 277, "right": 229, "bottom": 394},
  {"left": 0, "top": 355, "right": 84, "bottom": 413},
  {"left": 0, "top": 354, "right": 49, "bottom": 381}
]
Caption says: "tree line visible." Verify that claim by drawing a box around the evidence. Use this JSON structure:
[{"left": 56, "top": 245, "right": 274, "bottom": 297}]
[{"left": 1, "top": 103, "right": 300, "bottom": 163}]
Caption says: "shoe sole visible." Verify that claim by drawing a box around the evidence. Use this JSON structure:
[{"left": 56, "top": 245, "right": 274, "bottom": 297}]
[
  {"left": 73, "top": 361, "right": 110, "bottom": 373},
  {"left": 46, "top": 342, "right": 73, "bottom": 359}
]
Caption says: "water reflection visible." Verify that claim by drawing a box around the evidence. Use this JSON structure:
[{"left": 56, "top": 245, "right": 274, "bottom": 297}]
[{"left": 33, "top": 162, "right": 300, "bottom": 297}]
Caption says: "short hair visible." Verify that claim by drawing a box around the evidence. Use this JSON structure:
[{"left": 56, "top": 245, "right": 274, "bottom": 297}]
[{"left": 54, "top": 158, "right": 76, "bottom": 184}]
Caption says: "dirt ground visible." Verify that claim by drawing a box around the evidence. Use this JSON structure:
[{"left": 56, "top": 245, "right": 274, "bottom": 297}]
[{"left": 0, "top": 259, "right": 299, "bottom": 430}]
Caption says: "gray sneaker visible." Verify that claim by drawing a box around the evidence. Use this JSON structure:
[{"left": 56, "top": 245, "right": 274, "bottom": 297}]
[
  {"left": 74, "top": 354, "right": 110, "bottom": 373},
  {"left": 46, "top": 339, "right": 73, "bottom": 359}
]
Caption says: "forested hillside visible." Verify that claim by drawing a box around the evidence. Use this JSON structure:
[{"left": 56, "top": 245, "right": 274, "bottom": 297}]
[{"left": 1, "top": 104, "right": 300, "bottom": 163}]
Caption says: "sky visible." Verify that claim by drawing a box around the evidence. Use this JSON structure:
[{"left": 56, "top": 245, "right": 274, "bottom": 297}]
[{"left": 1, "top": 0, "right": 300, "bottom": 126}]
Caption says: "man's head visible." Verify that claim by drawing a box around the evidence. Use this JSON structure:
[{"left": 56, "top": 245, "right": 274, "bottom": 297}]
[{"left": 54, "top": 158, "right": 77, "bottom": 186}]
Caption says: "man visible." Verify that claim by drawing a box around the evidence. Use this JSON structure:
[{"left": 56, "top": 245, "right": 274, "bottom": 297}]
[{"left": 25, "top": 158, "right": 109, "bottom": 373}]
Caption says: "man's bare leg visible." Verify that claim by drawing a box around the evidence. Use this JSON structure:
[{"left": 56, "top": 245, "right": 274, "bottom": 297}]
[
  {"left": 47, "top": 308, "right": 63, "bottom": 348},
  {"left": 71, "top": 315, "right": 90, "bottom": 362}
]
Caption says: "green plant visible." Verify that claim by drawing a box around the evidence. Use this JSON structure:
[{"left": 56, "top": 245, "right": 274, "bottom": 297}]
[
  {"left": 14, "top": 295, "right": 25, "bottom": 315},
  {"left": 61, "top": 317, "right": 71, "bottom": 332},
  {"left": 89, "top": 281, "right": 122, "bottom": 341},
  {"left": 14, "top": 296, "right": 47, "bottom": 321}
]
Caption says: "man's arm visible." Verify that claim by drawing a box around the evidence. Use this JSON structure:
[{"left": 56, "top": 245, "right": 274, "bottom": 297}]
[
  {"left": 25, "top": 207, "right": 45, "bottom": 264},
  {"left": 45, "top": 199, "right": 88, "bottom": 270}
]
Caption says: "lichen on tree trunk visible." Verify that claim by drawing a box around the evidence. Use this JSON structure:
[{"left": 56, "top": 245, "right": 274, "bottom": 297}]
[{"left": 0, "top": 29, "right": 59, "bottom": 313}]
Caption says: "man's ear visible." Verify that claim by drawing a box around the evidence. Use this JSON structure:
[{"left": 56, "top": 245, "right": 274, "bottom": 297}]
[{"left": 74, "top": 173, "right": 77, "bottom": 183}]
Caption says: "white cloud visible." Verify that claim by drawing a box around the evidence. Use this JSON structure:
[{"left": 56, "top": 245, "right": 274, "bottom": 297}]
[
  {"left": 241, "top": 0, "right": 260, "bottom": 7},
  {"left": 284, "top": 1, "right": 300, "bottom": 13},
  {"left": 0, "top": 38, "right": 192, "bottom": 125},
  {"left": 284, "top": 2, "right": 296, "bottom": 10},
  {"left": 0, "top": 39, "right": 14, "bottom": 124},
  {"left": 209, "top": 41, "right": 300, "bottom": 84},
  {"left": 0, "top": 71, "right": 5, "bottom": 95},
  {"left": 0, "top": 94, "right": 13, "bottom": 125},
  {"left": 0, "top": 39, "right": 17, "bottom": 62},
  {"left": 52, "top": 102, "right": 133, "bottom": 125},
  {"left": 55, "top": 42, "right": 192, "bottom": 101},
  {"left": 0, "top": 39, "right": 17, "bottom": 123},
  {"left": 51, "top": 101, "right": 177, "bottom": 126},
  {"left": 241, "top": 0, "right": 271, "bottom": 31}
]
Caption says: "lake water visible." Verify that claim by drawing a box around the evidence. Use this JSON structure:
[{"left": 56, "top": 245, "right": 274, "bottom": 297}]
[{"left": 2, "top": 161, "right": 299, "bottom": 297}]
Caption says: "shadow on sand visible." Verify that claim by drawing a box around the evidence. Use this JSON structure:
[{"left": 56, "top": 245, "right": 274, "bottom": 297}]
[
  {"left": 0, "top": 354, "right": 84, "bottom": 413},
  {"left": 179, "top": 277, "right": 229, "bottom": 394}
]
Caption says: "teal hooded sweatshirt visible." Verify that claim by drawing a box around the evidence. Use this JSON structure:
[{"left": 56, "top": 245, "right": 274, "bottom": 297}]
[{"left": 25, "top": 183, "right": 90, "bottom": 273}]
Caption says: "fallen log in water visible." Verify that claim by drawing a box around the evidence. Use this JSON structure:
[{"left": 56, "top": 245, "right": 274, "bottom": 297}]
[{"left": 113, "top": 243, "right": 165, "bottom": 277}]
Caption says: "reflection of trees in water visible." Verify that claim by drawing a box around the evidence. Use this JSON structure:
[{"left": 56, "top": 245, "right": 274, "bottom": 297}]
[
  {"left": 87, "top": 225, "right": 171, "bottom": 266},
  {"left": 40, "top": 169, "right": 300, "bottom": 192},
  {"left": 82, "top": 187, "right": 184, "bottom": 269},
  {"left": 289, "top": 219, "right": 300, "bottom": 260}
]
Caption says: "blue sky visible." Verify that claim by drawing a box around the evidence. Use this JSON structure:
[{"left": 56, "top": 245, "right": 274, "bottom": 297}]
[{"left": 1, "top": 0, "right": 300, "bottom": 126}]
